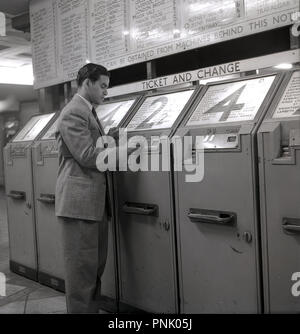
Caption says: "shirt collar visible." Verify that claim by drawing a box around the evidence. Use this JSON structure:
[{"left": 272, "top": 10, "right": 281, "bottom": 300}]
[{"left": 76, "top": 93, "right": 93, "bottom": 111}]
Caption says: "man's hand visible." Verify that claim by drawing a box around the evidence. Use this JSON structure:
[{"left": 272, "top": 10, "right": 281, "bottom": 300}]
[{"left": 107, "top": 127, "right": 119, "bottom": 141}]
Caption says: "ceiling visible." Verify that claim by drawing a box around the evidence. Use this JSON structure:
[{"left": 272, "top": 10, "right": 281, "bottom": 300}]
[
  {"left": 0, "top": 0, "right": 34, "bottom": 105},
  {"left": 0, "top": 0, "right": 29, "bottom": 16},
  {"left": 0, "top": 0, "right": 31, "bottom": 66}
]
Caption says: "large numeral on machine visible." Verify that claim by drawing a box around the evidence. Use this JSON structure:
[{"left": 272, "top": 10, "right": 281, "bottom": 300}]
[
  {"left": 291, "top": 272, "right": 300, "bottom": 297},
  {"left": 293, "top": 108, "right": 300, "bottom": 116},
  {"left": 137, "top": 97, "right": 168, "bottom": 129},
  {"left": 101, "top": 104, "right": 123, "bottom": 128},
  {"left": 205, "top": 85, "right": 246, "bottom": 122}
]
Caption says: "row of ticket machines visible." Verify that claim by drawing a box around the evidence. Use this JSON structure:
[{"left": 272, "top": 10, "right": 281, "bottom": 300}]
[{"left": 3, "top": 70, "right": 300, "bottom": 313}]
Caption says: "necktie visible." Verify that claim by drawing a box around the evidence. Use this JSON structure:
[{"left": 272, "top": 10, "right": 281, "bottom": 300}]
[
  {"left": 92, "top": 107, "right": 105, "bottom": 135},
  {"left": 92, "top": 107, "right": 112, "bottom": 218}
]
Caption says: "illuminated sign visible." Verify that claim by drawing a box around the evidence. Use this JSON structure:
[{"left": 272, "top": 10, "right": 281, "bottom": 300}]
[
  {"left": 186, "top": 76, "right": 275, "bottom": 125},
  {"left": 127, "top": 90, "right": 194, "bottom": 131},
  {"left": 273, "top": 71, "right": 300, "bottom": 119}
]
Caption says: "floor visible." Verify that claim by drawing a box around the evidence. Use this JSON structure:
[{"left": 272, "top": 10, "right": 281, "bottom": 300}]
[{"left": 0, "top": 185, "right": 67, "bottom": 314}]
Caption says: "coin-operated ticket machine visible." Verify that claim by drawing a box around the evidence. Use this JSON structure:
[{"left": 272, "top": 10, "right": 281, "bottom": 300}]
[
  {"left": 173, "top": 74, "right": 282, "bottom": 313},
  {"left": 4, "top": 113, "right": 55, "bottom": 280},
  {"left": 31, "top": 97, "right": 140, "bottom": 307},
  {"left": 257, "top": 70, "right": 300, "bottom": 313},
  {"left": 115, "top": 87, "right": 199, "bottom": 313},
  {"left": 95, "top": 96, "right": 142, "bottom": 310},
  {"left": 31, "top": 117, "right": 65, "bottom": 291},
  {"left": 96, "top": 97, "right": 141, "bottom": 134}
]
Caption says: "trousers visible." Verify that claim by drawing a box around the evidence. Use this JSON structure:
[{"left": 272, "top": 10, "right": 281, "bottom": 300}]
[{"left": 58, "top": 215, "right": 108, "bottom": 314}]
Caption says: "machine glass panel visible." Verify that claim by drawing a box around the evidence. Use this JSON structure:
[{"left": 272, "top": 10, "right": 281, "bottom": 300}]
[
  {"left": 186, "top": 76, "right": 276, "bottom": 126},
  {"left": 13, "top": 113, "right": 55, "bottom": 142},
  {"left": 126, "top": 90, "right": 194, "bottom": 131},
  {"left": 41, "top": 118, "right": 59, "bottom": 140},
  {"left": 96, "top": 99, "right": 135, "bottom": 134},
  {"left": 272, "top": 71, "right": 300, "bottom": 119}
]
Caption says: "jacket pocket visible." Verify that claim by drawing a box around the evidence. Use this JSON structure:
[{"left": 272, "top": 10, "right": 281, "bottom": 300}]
[{"left": 58, "top": 175, "right": 106, "bottom": 220}]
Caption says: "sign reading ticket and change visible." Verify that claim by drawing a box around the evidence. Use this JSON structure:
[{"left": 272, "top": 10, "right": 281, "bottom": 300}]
[
  {"left": 30, "top": 0, "right": 299, "bottom": 89},
  {"left": 127, "top": 90, "right": 194, "bottom": 131},
  {"left": 273, "top": 71, "right": 300, "bottom": 119},
  {"left": 186, "top": 76, "right": 276, "bottom": 125}
]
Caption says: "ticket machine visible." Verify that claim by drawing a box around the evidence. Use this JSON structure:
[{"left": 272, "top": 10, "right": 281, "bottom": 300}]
[
  {"left": 96, "top": 96, "right": 142, "bottom": 310},
  {"left": 96, "top": 97, "right": 140, "bottom": 134},
  {"left": 257, "top": 69, "right": 300, "bottom": 313},
  {"left": 31, "top": 96, "right": 140, "bottom": 307},
  {"left": 115, "top": 86, "right": 199, "bottom": 313},
  {"left": 4, "top": 113, "right": 55, "bottom": 280},
  {"left": 31, "top": 117, "right": 64, "bottom": 291},
  {"left": 173, "top": 74, "right": 282, "bottom": 313}
]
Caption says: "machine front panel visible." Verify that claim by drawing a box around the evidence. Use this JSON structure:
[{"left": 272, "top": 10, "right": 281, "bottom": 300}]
[
  {"left": 258, "top": 70, "right": 300, "bottom": 313},
  {"left": 173, "top": 74, "right": 280, "bottom": 313},
  {"left": 4, "top": 113, "right": 56, "bottom": 276},
  {"left": 4, "top": 148, "right": 36, "bottom": 269},
  {"left": 115, "top": 88, "right": 198, "bottom": 312},
  {"left": 32, "top": 150, "right": 64, "bottom": 280},
  {"left": 117, "top": 171, "right": 176, "bottom": 313},
  {"left": 175, "top": 138, "right": 258, "bottom": 313}
]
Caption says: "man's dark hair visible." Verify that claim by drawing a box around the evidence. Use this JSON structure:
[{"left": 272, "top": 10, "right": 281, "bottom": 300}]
[{"left": 77, "top": 63, "right": 110, "bottom": 87}]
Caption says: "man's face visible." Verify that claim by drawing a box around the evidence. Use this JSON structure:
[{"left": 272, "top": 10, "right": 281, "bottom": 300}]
[{"left": 88, "top": 75, "right": 109, "bottom": 105}]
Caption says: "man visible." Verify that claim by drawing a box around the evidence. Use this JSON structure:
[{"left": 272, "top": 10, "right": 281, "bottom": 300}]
[{"left": 55, "top": 63, "right": 111, "bottom": 314}]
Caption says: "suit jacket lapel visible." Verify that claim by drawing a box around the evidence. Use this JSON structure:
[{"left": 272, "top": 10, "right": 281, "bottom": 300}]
[
  {"left": 72, "top": 95, "right": 105, "bottom": 136},
  {"left": 92, "top": 107, "right": 105, "bottom": 136}
]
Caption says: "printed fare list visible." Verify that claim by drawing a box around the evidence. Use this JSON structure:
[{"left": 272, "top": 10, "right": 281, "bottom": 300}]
[{"left": 90, "top": 0, "right": 129, "bottom": 63}]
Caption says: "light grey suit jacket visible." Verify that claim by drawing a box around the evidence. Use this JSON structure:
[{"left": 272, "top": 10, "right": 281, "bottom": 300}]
[{"left": 55, "top": 94, "right": 107, "bottom": 221}]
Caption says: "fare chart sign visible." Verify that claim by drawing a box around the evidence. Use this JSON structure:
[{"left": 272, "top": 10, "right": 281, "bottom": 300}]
[
  {"left": 273, "top": 71, "right": 300, "bottom": 119},
  {"left": 30, "top": 0, "right": 299, "bottom": 89}
]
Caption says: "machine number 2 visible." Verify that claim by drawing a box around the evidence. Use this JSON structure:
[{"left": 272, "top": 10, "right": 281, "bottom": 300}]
[{"left": 291, "top": 272, "right": 300, "bottom": 297}]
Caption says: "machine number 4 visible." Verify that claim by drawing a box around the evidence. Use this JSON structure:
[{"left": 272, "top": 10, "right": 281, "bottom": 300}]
[{"left": 204, "top": 85, "right": 246, "bottom": 121}]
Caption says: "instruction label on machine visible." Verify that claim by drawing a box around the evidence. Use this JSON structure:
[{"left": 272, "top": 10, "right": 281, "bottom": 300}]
[
  {"left": 126, "top": 90, "right": 194, "bottom": 131},
  {"left": 186, "top": 75, "right": 275, "bottom": 126},
  {"left": 96, "top": 99, "right": 135, "bottom": 134},
  {"left": 273, "top": 71, "right": 300, "bottom": 119}
]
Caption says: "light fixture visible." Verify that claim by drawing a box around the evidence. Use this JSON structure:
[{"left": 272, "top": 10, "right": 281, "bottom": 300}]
[
  {"left": 0, "top": 63, "right": 34, "bottom": 85},
  {"left": 274, "top": 63, "right": 293, "bottom": 70}
]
